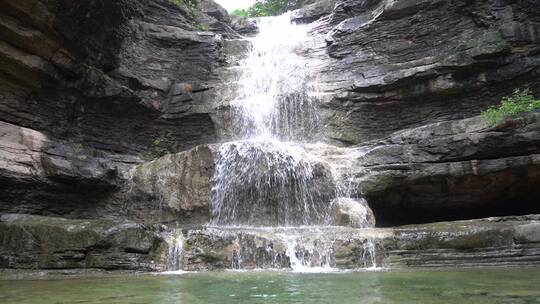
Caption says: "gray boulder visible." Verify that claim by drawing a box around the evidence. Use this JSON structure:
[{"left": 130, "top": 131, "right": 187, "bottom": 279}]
[
  {"left": 331, "top": 197, "right": 376, "bottom": 228},
  {"left": 231, "top": 16, "right": 259, "bottom": 36}
]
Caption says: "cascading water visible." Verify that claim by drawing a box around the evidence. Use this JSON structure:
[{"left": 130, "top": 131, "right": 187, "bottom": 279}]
[
  {"left": 228, "top": 14, "right": 319, "bottom": 141},
  {"left": 165, "top": 13, "right": 380, "bottom": 272},
  {"left": 211, "top": 13, "right": 330, "bottom": 229},
  {"left": 210, "top": 139, "right": 334, "bottom": 227},
  {"left": 165, "top": 230, "right": 184, "bottom": 272}
]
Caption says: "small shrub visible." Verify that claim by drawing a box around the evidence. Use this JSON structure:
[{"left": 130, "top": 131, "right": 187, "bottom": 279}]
[
  {"left": 230, "top": 9, "right": 248, "bottom": 17},
  {"left": 482, "top": 89, "right": 540, "bottom": 126},
  {"left": 170, "top": 0, "right": 195, "bottom": 8},
  {"left": 195, "top": 23, "right": 207, "bottom": 31}
]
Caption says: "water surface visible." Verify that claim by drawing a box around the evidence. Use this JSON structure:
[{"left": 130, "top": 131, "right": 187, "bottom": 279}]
[{"left": 1, "top": 268, "right": 540, "bottom": 304}]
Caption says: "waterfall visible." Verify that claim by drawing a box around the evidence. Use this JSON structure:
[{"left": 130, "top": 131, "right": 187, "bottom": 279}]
[
  {"left": 228, "top": 13, "right": 319, "bottom": 141},
  {"left": 211, "top": 13, "right": 330, "bottom": 228},
  {"left": 164, "top": 13, "right": 380, "bottom": 272},
  {"left": 165, "top": 230, "right": 184, "bottom": 272},
  {"left": 282, "top": 234, "right": 335, "bottom": 272},
  {"left": 210, "top": 139, "right": 334, "bottom": 227}
]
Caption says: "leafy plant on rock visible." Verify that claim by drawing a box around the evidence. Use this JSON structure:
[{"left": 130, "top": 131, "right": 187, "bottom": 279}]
[
  {"left": 170, "top": 0, "right": 196, "bottom": 8},
  {"left": 482, "top": 89, "right": 540, "bottom": 126}
]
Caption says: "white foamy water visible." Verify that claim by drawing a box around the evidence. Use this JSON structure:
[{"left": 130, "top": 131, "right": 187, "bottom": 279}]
[
  {"left": 165, "top": 230, "right": 184, "bottom": 271},
  {"left": 211, "top": 14, "right": 330, "bottom": 228},
  {"left": 230, "top": 13, "right": 318, "bottom": 141},
  {"left": 210, "top": 139, "right": 333, "bottom": 227}
]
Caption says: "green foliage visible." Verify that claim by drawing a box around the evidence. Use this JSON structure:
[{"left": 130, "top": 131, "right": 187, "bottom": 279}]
[
  {"left": 233, "top": 0, "right": 308, "bottom": 17},
  {"left": 195, "top": 23, "right": 207, "bottom": 31},
  {"left": 482, "top": 89, "right": 540, "bottom": 126},
  {"left": 230, "top": 9, "right": 248, "bottom": 17},
  {"left": 170, "top": 0, "right": 196, "bottom": 8}
]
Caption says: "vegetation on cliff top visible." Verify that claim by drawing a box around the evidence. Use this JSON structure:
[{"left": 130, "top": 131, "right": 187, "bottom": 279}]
[
  {"left": 482, "top": 89, "right": 540, "bottom": 126},
  {"left": 231, "top": 0, "right": 308, "bottom": 17},
  {"left": 170, "top": 0, "right": 196, "bottom": 7}
]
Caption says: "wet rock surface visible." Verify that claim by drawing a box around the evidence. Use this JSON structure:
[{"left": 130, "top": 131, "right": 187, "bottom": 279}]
[
  {"left": 230, "top": 16, "right": 259, "bottom": 36},
  {"left": 210, "top": 141, "right": 338, "bottom": 227},
  {"left": 349, "top": 112, "right": 540, "bottom": 226},
  {"left": 126, "top": 144, "right": 217, "bottom": 225},
  {"left": 173, "top": 215, "right": 540, "bottom": 271},
  {"left": 0, "top": 214, "right": 165, "bottom": 271},
  {"left": 385, "top": 215, "right": 540, "bottom": 268},
  {"left": 291, "top": 0, "right": 336, "bottom": 23},
  {"left": 331, "top": 197, "right": 376, "bottom": 228}
]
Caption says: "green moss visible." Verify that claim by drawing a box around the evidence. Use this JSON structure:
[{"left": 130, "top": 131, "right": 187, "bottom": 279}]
[
  {"left": 140, "top": 130, "right": 179, "bottom": 160},
  {"left": 482, "top": 89, "right": 540, "bottom": 127},
  {"left": 195, "top": 23, "right": 208, "bottom": 31}
]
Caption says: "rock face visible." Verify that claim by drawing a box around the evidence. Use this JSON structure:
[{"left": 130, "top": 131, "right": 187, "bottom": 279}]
[
  {"left": 351, "top": 112, "right": 540, "bottom": 226},
  {"left": 0, "top": 0, "right": 242, "bottom": 219},
  {"left": 171, "top": 215, "right": 540, "bottom": 271},
  {"left": 0, "top": 214, "right": 166, "bottom": 271},
  {"left": 126, "top": 144, "right": 217, "bottom": 225},
  {"left": 304, "top": 0, "right": 540, "bottom": 145},
  {"left": 0, "top": 0, "right": 235, "bottom": 159},
  {"left": 291, "top": 0, "right": 336, "bottom": 23},
  {"left": 210, "top": 141, "right": 338, "bottom": 227},
  {"left": 0, "top": 120, "right": 138, "bottom": 218},
  {"left": 230, "top": 16, "right": 259, "bottom": 36},
  {"left": 1, "top": 0, "right": 540, "bottom": 273},
  {"left": 385, "top": 215, "right": 540, "bottom": 268}
]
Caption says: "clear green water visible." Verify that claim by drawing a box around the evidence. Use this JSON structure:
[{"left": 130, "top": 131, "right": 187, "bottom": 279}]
[{"left": 1, "top": 268, "right": 540, "bottom": 304}]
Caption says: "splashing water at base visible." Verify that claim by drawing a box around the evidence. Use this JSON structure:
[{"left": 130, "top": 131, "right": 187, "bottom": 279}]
[
  {"left": 363, "top": 238, "right": 378, "bottom": 270},
  {"left": 219, "top": 227, "right": 382, "bottom": 272},
  {"left": 165, "top": 230, "right": 184, "bottom": 272},
  {"left": 282, "top": 235, "right": 336, "bottom": 273}
]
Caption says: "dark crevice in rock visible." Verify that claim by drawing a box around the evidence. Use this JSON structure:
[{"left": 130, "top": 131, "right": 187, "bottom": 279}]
[{"left": 372, "top": 195, "right": 540, "bottom": 228}]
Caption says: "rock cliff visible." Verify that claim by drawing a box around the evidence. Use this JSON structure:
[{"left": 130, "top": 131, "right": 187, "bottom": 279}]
[
  {"left": 307, "top": 0, "right": 540, "bottom": 144},
  {"left": 1, "top": 0, "right": 540, "bottom": 272}
]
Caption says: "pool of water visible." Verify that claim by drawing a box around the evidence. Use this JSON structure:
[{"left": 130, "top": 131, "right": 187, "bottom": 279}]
[{"left": 1, "top": 268, "right": 540, "bottom": 304}]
